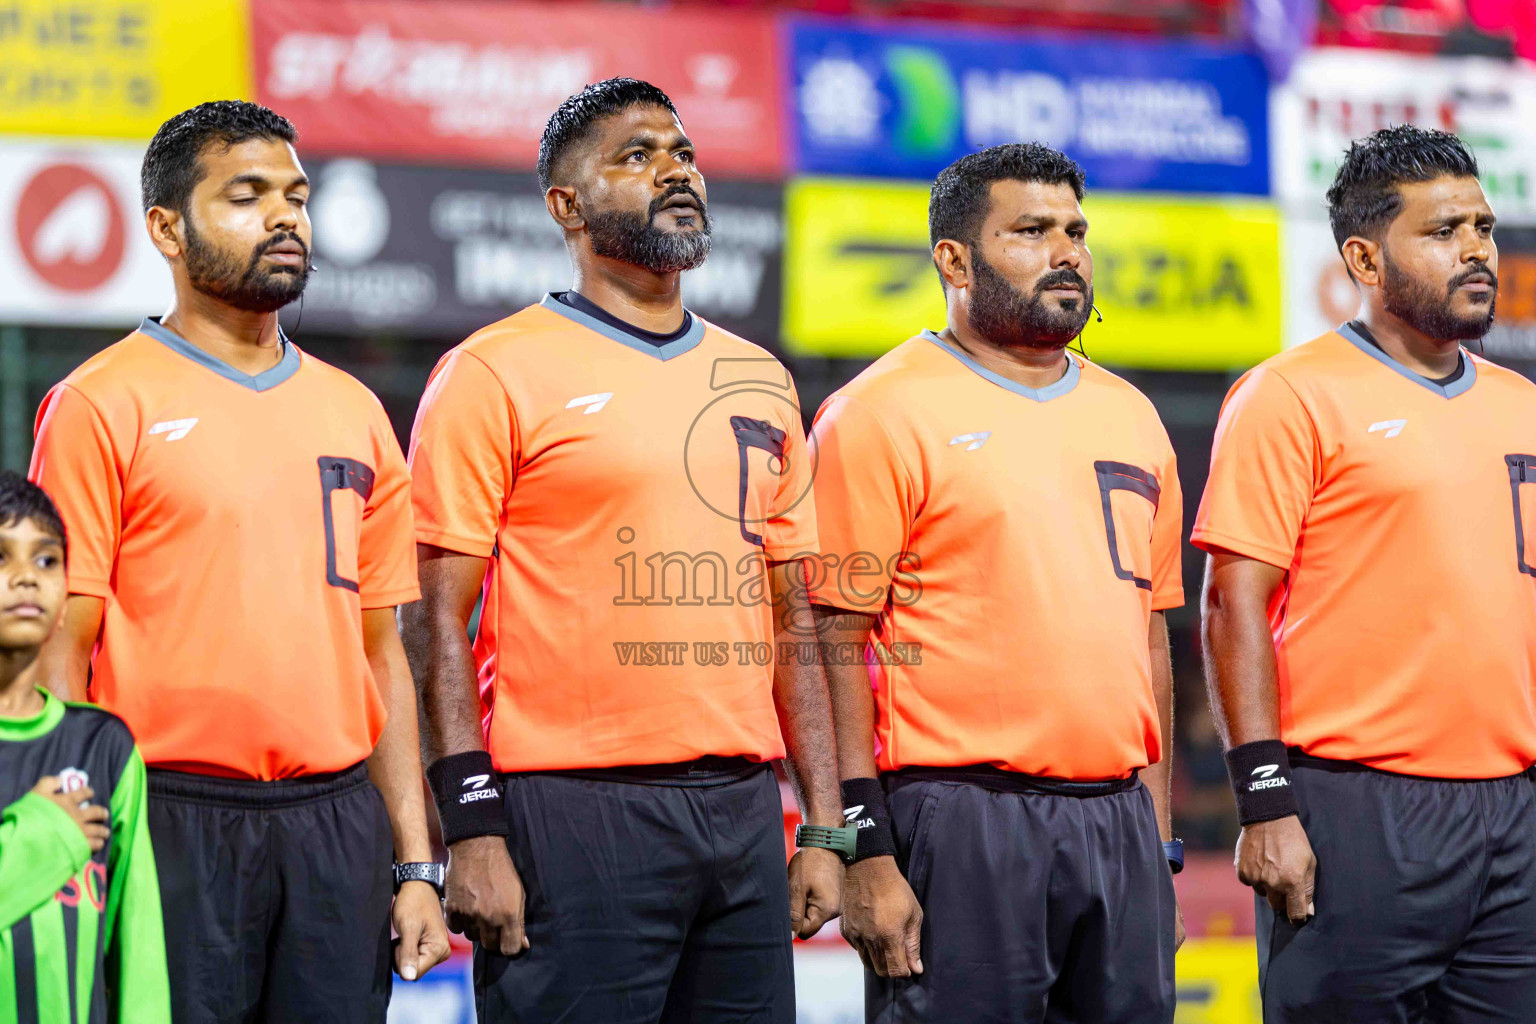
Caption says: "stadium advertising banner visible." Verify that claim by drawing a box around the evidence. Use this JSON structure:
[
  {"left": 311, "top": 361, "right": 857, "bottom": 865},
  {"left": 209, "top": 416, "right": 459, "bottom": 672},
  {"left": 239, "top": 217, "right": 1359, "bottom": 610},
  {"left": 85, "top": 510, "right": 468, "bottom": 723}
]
[
  {"left": 0, "top": 0, "right": 251, "bottom": 138},
  {"left": 0, "top": 140, "right": 171, "bottom": 328},
  {"left": 787, "top": 18, "right": 1269, "bottom": 194},
  {"left": 1284, "top": 216, "right": 1536, "bottom": 362},
  {"left": 783, "top": 178, "right": 1281, "bottom": 370},
  {"left": 251, "top": 0, "right": 784, "bottom": 177},
  {"left": 1272, "top": 49, "right": 1536, "bottom": 223},
  {"left": 287, "top": 160, "right": 784, "bottom": 345}
]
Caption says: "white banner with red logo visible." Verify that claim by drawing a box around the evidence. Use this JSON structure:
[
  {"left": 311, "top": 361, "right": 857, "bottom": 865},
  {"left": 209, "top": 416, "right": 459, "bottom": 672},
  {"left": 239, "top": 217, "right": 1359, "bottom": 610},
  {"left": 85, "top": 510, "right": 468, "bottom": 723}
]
[{"left": 0, "top": 140, "right": 171, "bottom": 328}]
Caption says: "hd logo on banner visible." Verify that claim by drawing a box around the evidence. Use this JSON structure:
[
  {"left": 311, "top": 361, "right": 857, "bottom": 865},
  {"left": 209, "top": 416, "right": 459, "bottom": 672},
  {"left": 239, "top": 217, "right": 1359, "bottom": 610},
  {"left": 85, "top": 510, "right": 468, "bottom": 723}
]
[
  {"left": 783, "top": 178, "right": 1281, "bottom": 371},
  {"left": 789, "top": 18, "right": 1269, "bottom": 194},
  {"left": 0, "top": 0, "right": 251, "bottom": 138}
]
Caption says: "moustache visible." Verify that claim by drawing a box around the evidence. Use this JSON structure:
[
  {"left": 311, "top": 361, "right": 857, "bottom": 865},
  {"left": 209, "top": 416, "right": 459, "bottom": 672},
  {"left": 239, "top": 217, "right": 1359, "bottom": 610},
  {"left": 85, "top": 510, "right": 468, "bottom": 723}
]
[
  {"left": 1035, "top": 269, "right": 1089, "bottom": 295},
  {"left": 649, "top": 185, "right": 706, "bottom": 220},
  {"left": 251, "top": 232, "right": 309, "bottom": 266},
  {"left": 1449, "top": 263, "right": 1497, "bottom": 294}
]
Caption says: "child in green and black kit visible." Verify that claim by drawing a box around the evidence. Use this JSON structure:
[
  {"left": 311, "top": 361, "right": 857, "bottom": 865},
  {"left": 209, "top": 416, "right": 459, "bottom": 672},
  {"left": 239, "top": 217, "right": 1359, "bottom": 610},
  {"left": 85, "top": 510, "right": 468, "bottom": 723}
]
[{"left": 0, "top": 471, "right": 169, "bottom": 1023}]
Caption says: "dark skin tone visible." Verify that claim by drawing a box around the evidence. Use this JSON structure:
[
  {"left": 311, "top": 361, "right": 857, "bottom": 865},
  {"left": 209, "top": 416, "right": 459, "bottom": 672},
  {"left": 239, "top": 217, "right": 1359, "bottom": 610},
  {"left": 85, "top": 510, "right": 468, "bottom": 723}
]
[
  {"left": 932, "top": 178, "right": 1089, "bottom": 390},
  {"left": 1201, "top": 554, "right": 1315, "bottom": 923},
  {"left": 34, "top": 137, "right": 449, "bottom": 980},
  {"left": 1343, "top": 176, "right": 1497, "bottom": 377},
  {"left": 0, "top": 520, "right": 109, "bottom": 853},
  {"left": 401, "top": 103, "right": 845, "bottom": 955},
  {"left": 544, "top": 105, "right": 703, "bottom": 334},
  {"left": 824, "top": 179, "right": 1184, "bottom": 977},
  {"left": 152, "top": 138, "right": 311, "bottom": 375},
  {"left": 1203, "top": 175, "right": 1497, "bottom": 925}
]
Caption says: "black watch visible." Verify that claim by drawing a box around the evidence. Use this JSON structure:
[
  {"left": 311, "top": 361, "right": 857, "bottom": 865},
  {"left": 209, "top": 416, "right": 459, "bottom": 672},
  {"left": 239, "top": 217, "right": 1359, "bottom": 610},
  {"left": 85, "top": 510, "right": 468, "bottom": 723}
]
[
  {"left": 1163, "top": 839, "right": 1185, "bottom": 875},
  {"left": 393, "top": 861, "right": 445, "bottom": 896}
]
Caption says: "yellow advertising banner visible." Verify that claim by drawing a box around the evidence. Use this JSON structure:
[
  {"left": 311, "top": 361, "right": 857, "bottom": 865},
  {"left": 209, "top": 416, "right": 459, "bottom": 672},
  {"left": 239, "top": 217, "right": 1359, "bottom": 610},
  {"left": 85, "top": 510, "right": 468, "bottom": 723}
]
[
  {"left": 1175, "top": 938, "right": 1261, "bottom": 1024},
  {"left": 783, "top": 178, "right": 1282, "bottom": 371},
  {"left": 0, "top": 0, "right": 252, "bottom": 138}
]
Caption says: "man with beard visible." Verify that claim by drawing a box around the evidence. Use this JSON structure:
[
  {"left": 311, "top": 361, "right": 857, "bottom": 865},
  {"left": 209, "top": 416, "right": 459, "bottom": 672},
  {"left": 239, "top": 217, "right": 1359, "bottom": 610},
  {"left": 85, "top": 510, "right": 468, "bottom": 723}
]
[
  {"left": 29, "top": 100, "right": 450, "bottom": 1021},
  {"left": 1196, "top": 126, "right": 1536, "bottom": 1021},
  {"left": 809, "top": 143, "right": 1184, "bottom": 1023},
  {"left": 402, "top": 78, "right": 844, "bottom": 1023}
]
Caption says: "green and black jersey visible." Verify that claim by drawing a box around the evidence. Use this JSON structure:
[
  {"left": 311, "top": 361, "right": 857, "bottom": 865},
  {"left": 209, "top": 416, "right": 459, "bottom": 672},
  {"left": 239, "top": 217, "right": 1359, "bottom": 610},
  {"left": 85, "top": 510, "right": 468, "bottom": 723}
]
[{"left": 0, "top": 690, "right": 168, "bottom": 1023}]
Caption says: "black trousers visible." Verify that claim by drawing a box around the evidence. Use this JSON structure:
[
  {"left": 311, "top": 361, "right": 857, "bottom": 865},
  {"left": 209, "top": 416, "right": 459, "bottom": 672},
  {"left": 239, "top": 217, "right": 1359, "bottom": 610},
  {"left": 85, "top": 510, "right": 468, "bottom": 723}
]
[
  {"left": 868, "top": 771, "right": 1176, "bottom": 1024},
  {"left": 1258, "top": 758, "right": 1536, "bottom": 1023},
  {"left": 475, "top": 760, "right": 795, "bottom": 1024},
  {"left": 147, "top": 763, "right": 395, "bottom": 1024}
]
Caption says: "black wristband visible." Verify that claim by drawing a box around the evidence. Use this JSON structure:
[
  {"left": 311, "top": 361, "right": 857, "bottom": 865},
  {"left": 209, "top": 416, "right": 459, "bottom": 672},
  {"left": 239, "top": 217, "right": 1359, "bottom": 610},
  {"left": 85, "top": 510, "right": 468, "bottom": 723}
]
[
  {"left": 840, "top": 777, "right": 898, "bottom": 862},
  {"left": 427, "top": 751, "right": 510, "bottom": 846},
  {"left": 1224, "top": 740, "right": 1300, "bottom": 825}
]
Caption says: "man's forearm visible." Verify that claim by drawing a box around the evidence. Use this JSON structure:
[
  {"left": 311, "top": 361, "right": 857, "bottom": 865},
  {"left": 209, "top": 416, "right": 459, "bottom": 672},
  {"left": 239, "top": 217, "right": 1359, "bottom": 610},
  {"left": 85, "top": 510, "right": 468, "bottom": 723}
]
[
  {"left": 769, "top": 560, "right": 843, "bottom": 827},
  {"left": 813, "top": 605, "right": 880, "bottom": 779},
  {"left": 366, "top": 611, "right": 433, "bottom": 863},
  {"left": 399, "top": 599, "right": 486, "bottom": 764},
  {"left": 1200, "top": 554, "right": 1287, "bottom": 748},
  {"left": 1143, "top": 611, "right": 1175, "bottom": 842},
  {"left": 35, "top": 595, "right": 103, "bottom": 703}
]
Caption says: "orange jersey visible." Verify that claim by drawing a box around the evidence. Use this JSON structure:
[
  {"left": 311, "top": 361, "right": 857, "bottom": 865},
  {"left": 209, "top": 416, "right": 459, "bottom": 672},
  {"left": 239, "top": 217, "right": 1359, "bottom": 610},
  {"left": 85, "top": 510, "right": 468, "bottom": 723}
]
[
  {"left": 30, "top": 318, "right": 419, "bottom": 780},
  {"left": 808, "top": 332, "right": 1183, "bottom": 780},
  {"left": 1193, "top": 324, "right": 1536, "bottom": 778},
  {"left": 408, "top": 296, "right": 818, "bottom": 773}
]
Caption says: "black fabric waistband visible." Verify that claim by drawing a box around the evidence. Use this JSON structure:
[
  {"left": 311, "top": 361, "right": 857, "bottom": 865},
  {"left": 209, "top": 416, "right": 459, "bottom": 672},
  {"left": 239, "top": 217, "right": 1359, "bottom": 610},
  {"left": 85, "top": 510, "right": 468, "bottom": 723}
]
[
  {"left": 1289, "top": 748, "right": 1536, "bottom": 784},
  {"left": 887, "top": 764, "right": 1140, "bottom": 798},
  {"left": 507, "top": 756, "right": 767, "bottom": 788},
  {"left": 147, "top": 761, "right": 372, "bottom": 808}
]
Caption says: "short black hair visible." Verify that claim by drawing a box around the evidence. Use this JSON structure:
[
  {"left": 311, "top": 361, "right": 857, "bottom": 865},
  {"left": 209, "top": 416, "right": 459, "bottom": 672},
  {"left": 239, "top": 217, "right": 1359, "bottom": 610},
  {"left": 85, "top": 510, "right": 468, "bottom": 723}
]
[
  {"left": 537, "top": 77, "right": 680, "bottom": 192},
  {"left": 141, "top": 100, "right": 297, "bottom": 214},
  {"left": 0, "top": 472, "right": 66, "bottom": 565},
  {"left": 1327, "top": 125, "right": 1480, "bottom": 249},
  {"left": 929, "top": 143, "right": 1086, "bottom": 251}
]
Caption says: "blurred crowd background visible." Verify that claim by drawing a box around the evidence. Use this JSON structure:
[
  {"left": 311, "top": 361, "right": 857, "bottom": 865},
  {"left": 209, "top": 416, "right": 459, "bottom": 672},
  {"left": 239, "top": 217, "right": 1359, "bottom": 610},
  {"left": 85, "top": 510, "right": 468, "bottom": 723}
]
[{"left": 4, "top": 1, "right": 1535, "bottom": 1019}]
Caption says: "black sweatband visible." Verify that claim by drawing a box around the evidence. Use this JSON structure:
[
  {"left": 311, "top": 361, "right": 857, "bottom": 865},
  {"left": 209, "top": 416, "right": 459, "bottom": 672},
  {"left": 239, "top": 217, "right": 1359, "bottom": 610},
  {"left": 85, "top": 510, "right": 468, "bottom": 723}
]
[
  {"left": 427, "top": 751, "right": 509, "bottom": 846},
  {"left": 1224, "top": 740, "right": 1300, "bottom": 825},
  {"left": 841, "top": 777, "right": 898, "bottom": 862}
]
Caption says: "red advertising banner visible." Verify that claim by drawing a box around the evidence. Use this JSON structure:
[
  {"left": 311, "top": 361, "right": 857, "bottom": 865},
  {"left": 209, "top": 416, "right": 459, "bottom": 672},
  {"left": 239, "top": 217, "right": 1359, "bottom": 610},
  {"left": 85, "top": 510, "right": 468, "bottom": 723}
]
[{"left": 251, "top": 0, "right": 784, "bottom": 177}]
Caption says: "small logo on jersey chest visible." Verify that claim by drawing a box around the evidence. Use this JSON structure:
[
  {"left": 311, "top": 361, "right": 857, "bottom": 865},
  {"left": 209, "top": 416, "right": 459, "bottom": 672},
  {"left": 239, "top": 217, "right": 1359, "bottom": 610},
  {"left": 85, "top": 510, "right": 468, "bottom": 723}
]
[
  {"left": 1368, "top": 419, "right": 1407, "bottom": 439},
  {"left": 565, "top": 393, "right": 613, "bottom": 415},
  {"left": 148, "top": 418, "right": 198, "bottom": 441},
  {"left": 948, "top": 431, "right": 992, "bottom": 452},
  {"left": 58, "top": 767, "right": 89, "bottom": 793}
]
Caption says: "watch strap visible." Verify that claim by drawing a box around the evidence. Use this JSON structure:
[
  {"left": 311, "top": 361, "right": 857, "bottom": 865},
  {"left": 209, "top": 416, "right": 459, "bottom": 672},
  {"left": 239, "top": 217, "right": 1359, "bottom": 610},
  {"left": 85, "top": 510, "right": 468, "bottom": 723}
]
[
  {"left": 794, "top": 823, "right": 858, "bottom": 864},
  {"left": 1163, "top": 839, "right": 1185, "bottom": 875},
  {"left": 394, "top": 861, "right": 445, "bottom": 895}
]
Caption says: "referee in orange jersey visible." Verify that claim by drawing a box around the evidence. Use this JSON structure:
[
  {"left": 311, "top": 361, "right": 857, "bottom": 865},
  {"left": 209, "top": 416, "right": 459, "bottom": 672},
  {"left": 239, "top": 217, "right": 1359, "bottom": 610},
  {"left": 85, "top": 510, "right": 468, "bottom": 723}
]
[
  {"left": 402, "top": 79, "right": 845, "bottom": 1023},
  {"left": 812, "top": 144, "right": 1184, "bottom": 1023},
  {"left": 29, "top": 101, "right": 449, "bottom": 1020},
  {"left": 1197, "top": 126, "right": 1536, "bottom": 1021}
]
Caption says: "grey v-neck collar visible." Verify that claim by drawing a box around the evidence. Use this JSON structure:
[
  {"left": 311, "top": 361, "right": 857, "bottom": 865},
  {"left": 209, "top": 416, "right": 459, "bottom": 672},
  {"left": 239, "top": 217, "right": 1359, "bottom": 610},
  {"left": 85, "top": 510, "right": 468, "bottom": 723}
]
[
  {"left": 140, "top": 317, "right": 301, "bottom": 392},
  {"left": 922, "top": 330, "right": 1081, "bottom": 402},
  {"left": 539, "top": 293, "right": 704, "bottom": 361},
  {"left": 1336, "top": 322, "right": 1476, "bottom": 400}
]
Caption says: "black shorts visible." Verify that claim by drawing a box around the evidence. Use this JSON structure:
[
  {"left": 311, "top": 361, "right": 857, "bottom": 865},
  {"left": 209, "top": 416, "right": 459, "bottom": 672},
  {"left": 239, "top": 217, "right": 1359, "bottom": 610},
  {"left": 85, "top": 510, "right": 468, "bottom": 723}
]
[
  {"left": 475, "top": 758, "right": 794, "bottom": 1024},
  {"left": 1258, "top": 756, "right": 1536, "bottom": 1023},
  {"left": 147, "top": 762, "right": 395, "bottom": 1024},
  {"left": 869, "top": 768, "right": 1176, "bottom": 1024}
]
